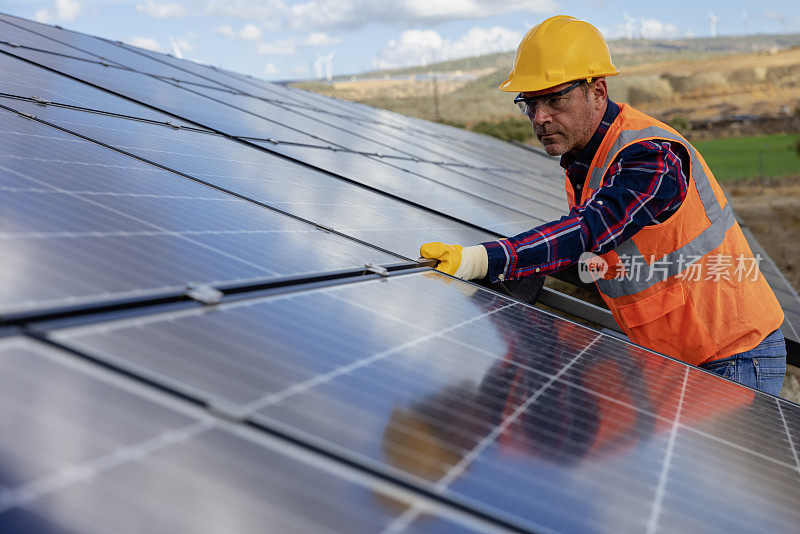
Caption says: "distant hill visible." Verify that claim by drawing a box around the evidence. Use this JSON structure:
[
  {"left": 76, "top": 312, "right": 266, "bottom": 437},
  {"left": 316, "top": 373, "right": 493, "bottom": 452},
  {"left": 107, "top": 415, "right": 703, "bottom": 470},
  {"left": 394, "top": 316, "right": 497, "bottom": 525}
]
[{"left": 304, "top": 33, "right": 800, "bottom": 83}]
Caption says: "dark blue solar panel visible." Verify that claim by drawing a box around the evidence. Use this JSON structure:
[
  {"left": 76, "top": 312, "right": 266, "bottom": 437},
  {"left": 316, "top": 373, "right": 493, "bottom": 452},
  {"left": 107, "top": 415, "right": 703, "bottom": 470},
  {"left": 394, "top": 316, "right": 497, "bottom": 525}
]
[
  {"left": 50, "top": 271, "right": 800, "bottom": 533},
  {"left": 0, "top": 337, "right": 488, "bottom": 533},
  {"left": 0, "top": 101, "right": 496, "bottom": 260},
  {"left": 0, "top": 14, "right": 228, "bottom": 87},
  {"left": 3, "top": 13, "right": 800, "bottom": 534},
  {"left": 0, "top": 45, "right": 560, "bottom": 234},
  {"left": 0, "top": 107, "right": 400, "bottom": 316}
]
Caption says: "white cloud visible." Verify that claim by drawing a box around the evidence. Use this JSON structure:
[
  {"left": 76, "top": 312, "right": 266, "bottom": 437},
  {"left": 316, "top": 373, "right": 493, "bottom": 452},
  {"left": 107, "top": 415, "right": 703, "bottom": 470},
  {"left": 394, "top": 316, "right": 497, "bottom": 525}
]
[
  {"left": 257, "top": 39, "right": 296, "bottom": 55},
  {"left": 203, "top": 0, "right": 556, "bottom": 35},
  {"left": 374, "top": 29, "right": 443, "bottom": 69},
  {"left": 239, "top": 23, "right": 263, "bottom": 41},
  {"left": 135, "top": 1, "right": 186, "bottom": 18},
  {"left": 374, "top": 25, "right": 522, "bottom": 69},
  {"left": 764, "top": 10, "right": 785, "bottom": 21},
  {"left": 34, "top": 0, "right": 82, "bottom": 23},
  {"left": 289, "top": 64, "right": 309, "bottom": 77},
  {"left": 448, "top": 26, "right": 522, "bottom": 57},
  {"left": 215, "top": 23, "right": 265, "bottom": 42},
  {"left": 288, "top": 0, "right": 556, "bottom": 32},
  {"left": 301, "top": 31, "right": 342, "bottom": 47},
  {"left": 176, "top": 35, "right": 196, "bottom": 53},
  {"left": 638, "top": 18, "right": 679, "bottom": 39},
  {"left": 611, "top": 17, "right": 680, "bottom": 39},
  {"left": 263, "top": 62, "right": 279, "bottom": 75},
  {"left": 203, "top": 0, "right": 286, "bottom": 32},
  {"left": 126, "top": 36, "right": 163, "bottom": 52},
  {"left": 215, "top": 24, "right": 237, "bottom": 38}
]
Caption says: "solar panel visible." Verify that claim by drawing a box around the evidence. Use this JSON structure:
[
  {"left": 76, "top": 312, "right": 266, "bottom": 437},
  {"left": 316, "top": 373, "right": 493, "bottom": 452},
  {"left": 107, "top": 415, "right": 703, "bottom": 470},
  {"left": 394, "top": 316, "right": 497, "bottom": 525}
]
[
  {"left": 0, "top": 106, "right": 402, "bottom": 316},
  {"left": 0, "top": 103, "right": 497, "bottom": 261},
  {"left": 254, "top": 144, "right": 547, "bottom": 234},
  {"left": 1, "top": 40, "right": 562, "bottom": 233},
  {"left": 0, "top": 13, "right": 233, "bottom": 88},
  {"left": 46, "top": 271, "right": 800, "bottom": 532},
  {"left": 0, "top": 336, "right": 496, "bottom": 533},
  {"left": 3, "top": 12, "right": 800, "bottom": 534}
]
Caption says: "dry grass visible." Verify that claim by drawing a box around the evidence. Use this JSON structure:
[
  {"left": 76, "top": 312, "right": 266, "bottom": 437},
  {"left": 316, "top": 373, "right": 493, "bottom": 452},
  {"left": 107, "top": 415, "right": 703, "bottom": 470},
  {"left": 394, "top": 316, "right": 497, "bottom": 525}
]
[
  {"left": 298, "top": 45, "right": 800, "bottom": 132},
  {"left": 610, "top": 47, "right": 800, "bottom": 123},
  {"left": 725, "top": 176, "right": 800, "bottom": 402},
  {"left": 726, "top": 176, "right": 800, "bottom": 292}
]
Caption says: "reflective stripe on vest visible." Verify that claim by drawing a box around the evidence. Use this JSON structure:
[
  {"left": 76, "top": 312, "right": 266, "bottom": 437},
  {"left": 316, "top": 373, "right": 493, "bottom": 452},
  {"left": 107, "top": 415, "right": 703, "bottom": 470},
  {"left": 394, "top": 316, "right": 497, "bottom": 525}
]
[
  {"left": 588, "top": 126, "right": 722, "bottom": 223},
  {"left": 579, "top": 105, "right": 783, "bottom": 363},
  {"left": 596, "top": 204, "right": 736, "bottom": 298},
  {"left": 588, "top": 125, "right": 731, "bottom": 298}
]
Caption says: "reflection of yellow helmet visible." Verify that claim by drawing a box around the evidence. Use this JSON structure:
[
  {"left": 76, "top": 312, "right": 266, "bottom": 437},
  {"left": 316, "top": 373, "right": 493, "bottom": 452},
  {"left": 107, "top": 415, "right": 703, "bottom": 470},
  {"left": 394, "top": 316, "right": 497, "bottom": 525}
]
[{"left": 499, "top": 15, "right": 619, "bottom": 93}]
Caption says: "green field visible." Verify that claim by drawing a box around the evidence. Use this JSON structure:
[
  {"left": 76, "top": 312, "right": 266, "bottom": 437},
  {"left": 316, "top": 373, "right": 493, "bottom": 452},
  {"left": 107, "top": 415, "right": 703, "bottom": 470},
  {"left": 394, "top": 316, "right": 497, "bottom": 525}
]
[{"left": 694, "top": 134, "right": 800, "bottom": 182}]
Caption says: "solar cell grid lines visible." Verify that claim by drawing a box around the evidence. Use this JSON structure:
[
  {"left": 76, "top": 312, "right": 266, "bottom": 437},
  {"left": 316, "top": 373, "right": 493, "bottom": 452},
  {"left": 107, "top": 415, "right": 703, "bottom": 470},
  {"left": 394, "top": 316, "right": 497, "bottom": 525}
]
[
  {"left": 0, "top": 55, "right": 551, "bottom": 238},
  {"left": 0, "top": 107, "right": 403, "bottom": 316},
  {"left": 0, "top": 24, "right": 570, "bottom": 238},
  {"left": 0, "top": 98, "right": 497, "bottom": 260},
  {"left": 0, "top": 13, "right": 229, "bottom": 89},
  {"left": 0, "top": 337, "right": 493, "bottom": 534},
  {"left": 1, "top": 30, "right": 556, "bottom": 169},
  {"left": 47, "top": 272, "right": 800, "bottom": 532},
  {"left": 2, "top": 12, "right": 553, "bottom": 170},
  {"left": 2, "top": 12, "right": 800, "bottom": 534}
]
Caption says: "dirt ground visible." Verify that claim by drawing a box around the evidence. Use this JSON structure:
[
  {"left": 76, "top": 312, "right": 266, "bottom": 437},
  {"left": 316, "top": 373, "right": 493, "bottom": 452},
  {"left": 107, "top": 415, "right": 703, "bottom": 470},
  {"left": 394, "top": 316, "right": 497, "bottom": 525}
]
[
  {"left": 727, "top": 176, "right": 800, "bottom": 292},
  {"left": 725, "top": 176, "right": 800, "bottom": 400}
]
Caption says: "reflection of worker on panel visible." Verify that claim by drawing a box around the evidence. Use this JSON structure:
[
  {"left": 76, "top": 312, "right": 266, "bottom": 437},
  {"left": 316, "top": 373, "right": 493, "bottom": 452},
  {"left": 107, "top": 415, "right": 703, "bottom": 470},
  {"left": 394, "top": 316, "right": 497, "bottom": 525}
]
[
  {"left": 381, "top": 289, "right": 755, "bottom": 487},
  {"left": 419, "top": 15, "right": 786, "bottom": 394}
]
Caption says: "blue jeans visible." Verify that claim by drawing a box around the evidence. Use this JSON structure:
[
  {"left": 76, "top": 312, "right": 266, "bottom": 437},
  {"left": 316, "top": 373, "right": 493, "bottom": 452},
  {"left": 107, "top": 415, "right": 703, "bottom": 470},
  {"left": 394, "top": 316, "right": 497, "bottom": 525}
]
[{"left": 699, "top": 329, "right": 786, "bottom": 396}]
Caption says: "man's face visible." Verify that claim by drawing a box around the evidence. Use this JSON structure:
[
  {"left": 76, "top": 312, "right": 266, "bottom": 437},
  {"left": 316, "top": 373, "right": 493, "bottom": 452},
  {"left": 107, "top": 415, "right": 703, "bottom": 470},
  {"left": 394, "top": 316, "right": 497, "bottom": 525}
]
[{"left": 521, "top": 82, "right": 596, "bottom": 157}]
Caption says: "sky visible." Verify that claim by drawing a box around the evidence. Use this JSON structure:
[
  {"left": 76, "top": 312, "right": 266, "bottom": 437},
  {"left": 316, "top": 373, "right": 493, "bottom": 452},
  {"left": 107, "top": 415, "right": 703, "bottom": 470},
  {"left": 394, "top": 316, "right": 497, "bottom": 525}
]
[{"left": 1, "top": 0, "right": 799, "bottom": 81}]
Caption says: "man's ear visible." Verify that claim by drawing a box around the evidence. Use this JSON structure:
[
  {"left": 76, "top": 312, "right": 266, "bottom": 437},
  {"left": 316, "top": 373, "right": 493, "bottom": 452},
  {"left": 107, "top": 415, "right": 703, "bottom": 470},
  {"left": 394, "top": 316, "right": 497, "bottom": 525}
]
[{"left": 591, "top": 78, "right": 608, "bottom": 109}]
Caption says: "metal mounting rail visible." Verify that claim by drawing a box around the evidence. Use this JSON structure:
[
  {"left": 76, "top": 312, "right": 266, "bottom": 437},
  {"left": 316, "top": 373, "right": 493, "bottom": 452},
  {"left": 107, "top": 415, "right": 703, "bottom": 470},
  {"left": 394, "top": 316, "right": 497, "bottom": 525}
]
[{"left": 1, "top": 260, "right": 433, "bottom": 328}]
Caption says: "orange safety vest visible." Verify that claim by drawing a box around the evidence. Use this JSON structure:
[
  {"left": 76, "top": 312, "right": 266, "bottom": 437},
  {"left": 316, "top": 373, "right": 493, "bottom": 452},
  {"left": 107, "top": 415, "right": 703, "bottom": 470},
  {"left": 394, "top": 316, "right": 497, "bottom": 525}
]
[{"left": 566, "top": 104, "right": 784, "bottom": 365}]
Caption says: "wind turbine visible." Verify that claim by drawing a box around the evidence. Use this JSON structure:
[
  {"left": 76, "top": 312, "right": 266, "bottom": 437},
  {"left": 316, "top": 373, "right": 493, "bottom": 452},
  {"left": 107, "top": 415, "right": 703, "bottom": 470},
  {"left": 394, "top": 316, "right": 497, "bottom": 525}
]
[
  {"left": 323, "top": 53, "right": 334, "bottom": 82},
  {"left": 742, "top": 10, "right": 749, "bottom": 35},
  {"left": 623, "top": 12, "right": 636, "bottom": 40},
  {"left": 313, "top": 55, "right": 323, "bottom": 79},
  {"left": 708, "top": 11, "right": 719, "bottom": 38},
  {"left": 168, "top": 36, "right": 183, "bottom": 59}
]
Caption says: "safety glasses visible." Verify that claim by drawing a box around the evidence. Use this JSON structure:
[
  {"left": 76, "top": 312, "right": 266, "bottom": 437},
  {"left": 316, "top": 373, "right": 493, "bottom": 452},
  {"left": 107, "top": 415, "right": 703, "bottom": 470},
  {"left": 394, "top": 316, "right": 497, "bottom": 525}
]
[{"left": 514, "top": 80, "right": 584, "bottom": 117}]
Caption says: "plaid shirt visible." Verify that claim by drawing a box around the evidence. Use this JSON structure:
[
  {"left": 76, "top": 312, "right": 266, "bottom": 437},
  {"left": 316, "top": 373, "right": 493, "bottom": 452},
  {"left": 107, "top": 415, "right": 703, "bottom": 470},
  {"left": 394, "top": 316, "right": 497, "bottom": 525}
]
[{"left": 483, "top": 100, "right": 689, "bottom": 281}]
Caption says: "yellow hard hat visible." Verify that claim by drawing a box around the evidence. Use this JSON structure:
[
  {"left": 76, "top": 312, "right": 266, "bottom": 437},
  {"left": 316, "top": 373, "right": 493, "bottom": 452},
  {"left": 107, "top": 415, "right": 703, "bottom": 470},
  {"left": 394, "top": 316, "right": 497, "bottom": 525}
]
[{"left": 499, "top": 15, "right": 619, "bottom": 93}]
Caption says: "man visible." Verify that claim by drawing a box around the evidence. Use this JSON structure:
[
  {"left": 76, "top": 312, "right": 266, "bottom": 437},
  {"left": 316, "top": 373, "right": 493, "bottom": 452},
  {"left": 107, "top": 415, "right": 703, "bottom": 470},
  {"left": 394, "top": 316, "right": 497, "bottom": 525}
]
[{"left": 420, "top": 15, "right": 787, "bottom": 395}]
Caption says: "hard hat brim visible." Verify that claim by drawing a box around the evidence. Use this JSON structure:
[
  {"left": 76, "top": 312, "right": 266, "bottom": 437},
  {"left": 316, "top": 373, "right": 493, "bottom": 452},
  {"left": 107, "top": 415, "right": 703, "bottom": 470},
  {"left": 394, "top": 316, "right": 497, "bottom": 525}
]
[{"left": 499, "top": 70, "right": 619, "bottom": 93}]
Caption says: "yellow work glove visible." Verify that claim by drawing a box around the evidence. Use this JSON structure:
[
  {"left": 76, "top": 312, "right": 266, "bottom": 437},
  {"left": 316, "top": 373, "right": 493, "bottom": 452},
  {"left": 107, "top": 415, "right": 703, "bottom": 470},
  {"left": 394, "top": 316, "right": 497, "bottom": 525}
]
[{"left": 419, "top": 242, "right": 488, "bottom": 280}]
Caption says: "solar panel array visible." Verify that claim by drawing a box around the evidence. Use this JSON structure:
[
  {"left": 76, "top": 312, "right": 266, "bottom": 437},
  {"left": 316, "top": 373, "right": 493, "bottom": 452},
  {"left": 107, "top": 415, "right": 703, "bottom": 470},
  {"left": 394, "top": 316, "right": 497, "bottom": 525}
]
[{"left": 2, "top": 12, "right": 800, "bottom": 533}]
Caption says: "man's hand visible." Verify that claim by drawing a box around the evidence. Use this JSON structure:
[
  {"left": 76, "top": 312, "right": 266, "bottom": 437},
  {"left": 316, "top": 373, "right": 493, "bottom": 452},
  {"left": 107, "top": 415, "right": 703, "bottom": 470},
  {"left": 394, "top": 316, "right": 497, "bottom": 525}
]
[{"left": 419, "top": 242, "right": 489, "bottom": 280}]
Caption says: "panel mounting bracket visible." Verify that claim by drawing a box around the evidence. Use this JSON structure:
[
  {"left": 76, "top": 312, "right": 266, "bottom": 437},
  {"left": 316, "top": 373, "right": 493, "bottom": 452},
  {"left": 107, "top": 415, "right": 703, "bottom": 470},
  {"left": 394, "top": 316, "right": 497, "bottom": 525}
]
[
  {"left": 364, "top": 263, "right": 389, "bottom": 277},
  {"left": 185, "top": 283, "right": 224, "bottom": 305}
]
